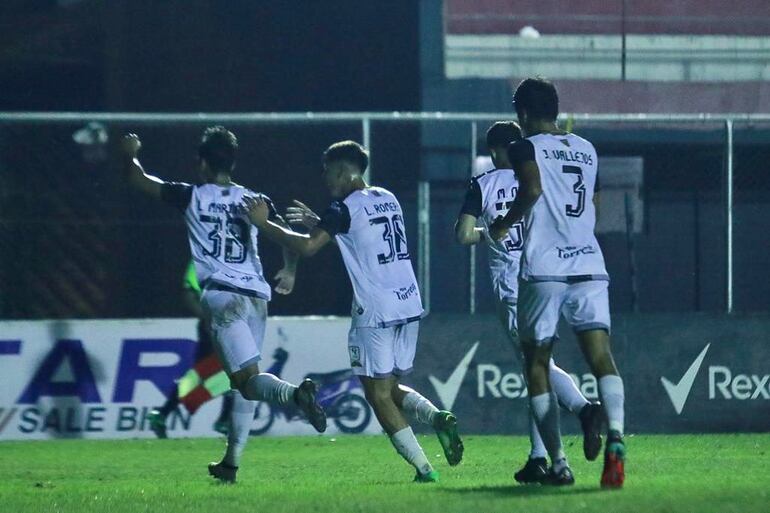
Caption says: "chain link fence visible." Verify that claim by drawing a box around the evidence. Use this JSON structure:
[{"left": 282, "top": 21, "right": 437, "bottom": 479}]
[{"left": 0, "top": 113, "right": 767, "bottom": 320}]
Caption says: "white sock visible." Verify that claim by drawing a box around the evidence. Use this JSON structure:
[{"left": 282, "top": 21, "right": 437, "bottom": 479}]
[
  {"left": 528, "top": 413, "right": 548, "bottom": 459},
  {"left": 549, "top": 359, "right": 590, "bottom": 413},
  {"left": 390, "top": 426, "right": 433, "bottom": 476},
  {"left": 223, "top": 391, "right": 256, "bottom": 467},
  {"left": 598, "top": 375, "right": 625, "bottom": 434},
  {"left": 400, "top": 386, "right": 439, "bottom": 426},
  {"left": 530, "top": 392, "right": 565, "bottom": 464},
  {"left": 242, "top": 373, "right": 296, "bottom": 405}
]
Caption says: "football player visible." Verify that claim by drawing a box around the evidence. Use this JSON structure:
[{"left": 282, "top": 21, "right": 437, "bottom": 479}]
[
  {"left": 455, "top": 120, "right": 604, "bottom": 484},
  {"left": 490, "top": 78, "right": 626, "bottom": 488},
  {"left": 120, "top": 127, "right": 326, "bottom": 484},
  {"left": 243, "top": 141, "right": 463, "bottom": 483}
]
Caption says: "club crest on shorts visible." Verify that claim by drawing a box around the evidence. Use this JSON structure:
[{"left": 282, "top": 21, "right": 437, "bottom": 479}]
[{"left": 349, "top": 346, "right": 362, "bottom": 367}]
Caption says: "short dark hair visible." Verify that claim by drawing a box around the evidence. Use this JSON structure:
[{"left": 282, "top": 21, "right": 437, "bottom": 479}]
[
  {"left": 512, "top": 77, "right": 559, "bottom": 122},
  {"left": 486, "top": 121, "right": 522, "bottom": 149},
  {"left": 198, "top": 126, "right": 238, "bottom": 173},
  {"left": 323, "top": 140, "right": 369, "bottom": 172}
]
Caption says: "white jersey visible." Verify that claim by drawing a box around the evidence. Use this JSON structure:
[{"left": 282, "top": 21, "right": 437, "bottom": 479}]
[
  {"left": 459, "top": 168, "right": 523, "bottom": 303},
  {"left": 317, "top": 186, "right": 424, "bottom": 328},
  {"left": 512, "top": 132, "right": 608, "bottom": 281},
  {"left": 162, "top": 182, "right": 275, "bottom": 300}
]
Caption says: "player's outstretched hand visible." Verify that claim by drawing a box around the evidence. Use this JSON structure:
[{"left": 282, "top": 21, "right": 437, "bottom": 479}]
[
  {"left": 285, "top": 200, "right": 320, "bottom": 230},
  {"left": 243, "top": 195, "right": 269, "bottom": 226},
  {"left": 121, "top": 134, "right": 142, "bottom": 158},
  {"left": 488, "top": 216, "right": 509, "bottom": 241},
  {"left": 273, "top": 268, "right": 296, "bottom": 295}
]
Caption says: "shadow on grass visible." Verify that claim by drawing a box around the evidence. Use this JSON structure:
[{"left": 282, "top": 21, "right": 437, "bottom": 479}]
[{"left": 446, "top": 484, "right": 605, "bottom": 497}]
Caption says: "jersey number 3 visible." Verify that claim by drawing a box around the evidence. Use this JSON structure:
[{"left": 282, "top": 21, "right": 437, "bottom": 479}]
[{"left": 562, "top": 165, "right": 586, "bottom": 217}]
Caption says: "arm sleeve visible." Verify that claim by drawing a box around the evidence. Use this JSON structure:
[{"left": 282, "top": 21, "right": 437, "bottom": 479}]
[
  {"left": 458, "top": 179, "right": 482, "bottom": 218},
  {"left": 160, "top": 182, "right": 194, "bottom": 212},
  {"left": 507, "top": 139, "right": 536, "bottom": 167},
  {"left": 316, "top": 200, "right": 351, "bottom": 237}
]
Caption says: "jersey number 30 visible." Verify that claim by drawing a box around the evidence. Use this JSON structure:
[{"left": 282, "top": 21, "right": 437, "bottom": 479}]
[
  {"left": 199, "top": 215, "right": 249, "bottom": 263},
  {"left": 370, "top": 214, "right": 409, "bottom": 265}
]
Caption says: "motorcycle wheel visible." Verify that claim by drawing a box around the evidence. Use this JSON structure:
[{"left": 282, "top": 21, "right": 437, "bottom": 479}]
[
  {"left": 332, "top": 393, "right": 372, "bottom": 434},
  {"left": 250, "top": 401, "right": 275, "bottom": 435}
]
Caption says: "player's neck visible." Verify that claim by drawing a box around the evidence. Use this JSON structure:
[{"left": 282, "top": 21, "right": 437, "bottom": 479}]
[
  {"left": 494, "top": 158, "right": 512, "bottom": 170},
  {"left": 525, "top": 120, "right": 565, "bottom": 136},
  {"left": 210, "top": 174, "right": 232, "bottom": 186},
  {"left": 343, "top": 177, "right": 367, "bottom": 197}
]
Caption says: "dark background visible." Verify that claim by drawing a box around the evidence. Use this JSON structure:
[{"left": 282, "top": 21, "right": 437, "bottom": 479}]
[
  {"left": 0, "top": 1, "right": 421, "bottom": 112},
  {"left": 0, "top": 1, "right": 422, "bottom": 319},
  {"left": 1, "top": 1, "right": 769, "bottom": 319}
]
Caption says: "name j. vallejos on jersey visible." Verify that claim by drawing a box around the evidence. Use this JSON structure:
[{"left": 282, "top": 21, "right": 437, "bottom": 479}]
[
  {"left": 541, "top": 148, "right": 594, "bottom": 165},
  {"left": 557, "top": 245, "right": 597, "bottom": 259}
]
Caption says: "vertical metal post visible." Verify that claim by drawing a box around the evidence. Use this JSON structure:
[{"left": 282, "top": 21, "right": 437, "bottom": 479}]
[
  {"left": 362, "top": 117, "right": 372, "bottom": 183},
  {"left": 725, "top": 119, "right": 734, "bottom": 314},
  {"left": 417, "top": 181, "right": 431, "bottom": 312},
  {"left": 621, "top": 0, "right": 627, "bottom": 81},
  {"left": 469, "top": 122, "right": 478, "bottom": 314}
]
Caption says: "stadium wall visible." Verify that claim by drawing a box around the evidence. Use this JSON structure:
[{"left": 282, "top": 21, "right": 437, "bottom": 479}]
[
  {"left": 0, "top": 317, "right": 381, "bottom": 441},
  {"left": 1, "top": 314, "right": 767, "bottom": 440}
]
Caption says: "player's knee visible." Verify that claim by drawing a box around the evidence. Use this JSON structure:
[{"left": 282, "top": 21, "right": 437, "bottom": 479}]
[
  {"left": 229, "top": 365, "right": 259, "bottom": 394},
  {"left": 364, "top": 382, "right": 394, "bottom": 406},
  {"left": 390, "top": 384, "right": 409, "bottom": 406},
  {"left": 522, "top": 343, "right": 551, "bottom": 369},
  {"left": 231, "top": 375, "right": 248, "bottom": 395}
]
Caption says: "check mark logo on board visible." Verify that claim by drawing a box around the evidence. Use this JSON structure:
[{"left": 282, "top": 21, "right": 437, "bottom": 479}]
[
  {"left": 660, "top": 343, "right": 711, "bottom": 415},
  {"left": 428, "top": 341, "right": 480, "bottom": 411}
]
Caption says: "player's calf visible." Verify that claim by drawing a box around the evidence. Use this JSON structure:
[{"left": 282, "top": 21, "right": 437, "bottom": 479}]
[
  {"left": 363, "top": 377, "right": 436, "bottom": 481},
  {"left": 236, "top": 369, "right": 327, "bottom": 432},
  {"left": 396, "top": 385, "right": 464, "bottom": 466}
]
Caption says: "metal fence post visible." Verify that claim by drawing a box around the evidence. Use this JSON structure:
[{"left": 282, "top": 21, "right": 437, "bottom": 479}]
[
  {"left": 417, "top": 181, "right": 431, "bottom": 312},
  {"left": 362, "top": 117, "right": 372, "bottom": 183},
  {"left": 469, "top": 121, "right": 477, "bottom": 314},
  {"left": 725, "top": 119, "right": 734, "bottom": 314}
]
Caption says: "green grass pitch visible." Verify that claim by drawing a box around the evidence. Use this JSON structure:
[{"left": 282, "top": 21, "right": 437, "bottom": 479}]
[{"left": 1, "top": 433, "right": 768, "bottom": 513}]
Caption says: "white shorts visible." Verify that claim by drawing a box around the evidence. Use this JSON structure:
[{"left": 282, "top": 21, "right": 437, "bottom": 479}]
[
  {"left": 517, "top": 280, "right": 611, "bottom": 345},
  {"left": 201, "top": 288, "right": 267, "bottom": 374},
  {"left": 347, "top": 321, "right": 419, "bottom": 379}
]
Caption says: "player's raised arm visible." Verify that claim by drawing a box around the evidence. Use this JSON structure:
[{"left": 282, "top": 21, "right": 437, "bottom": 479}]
[
  {"left": 120, "top": 134, "right": 166, "bottom": 200},
  {"left": 244, "top": 196, "right": 332, "bottom": 257},
  {"left": 489, "top": 140, "right": 542, "bottom": 241}
]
